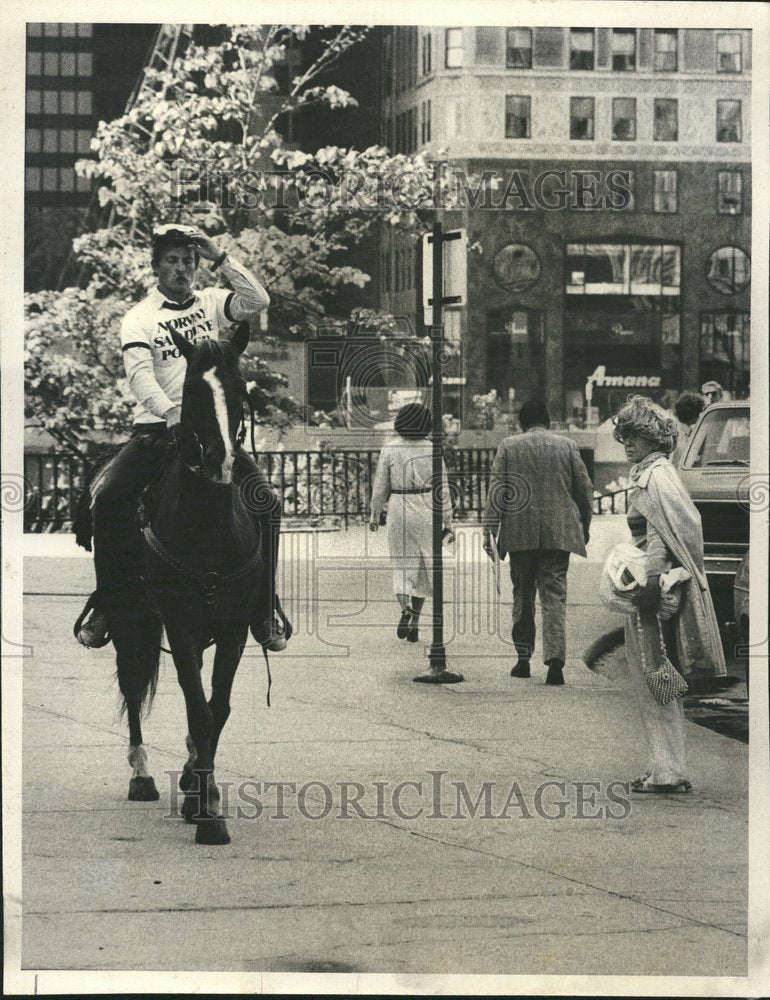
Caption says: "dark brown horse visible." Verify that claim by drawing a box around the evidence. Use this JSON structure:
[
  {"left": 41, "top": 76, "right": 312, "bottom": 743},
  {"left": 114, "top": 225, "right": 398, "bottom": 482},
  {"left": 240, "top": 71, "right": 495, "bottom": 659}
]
[{"left": 117, "top": 323, "right": 262, "bottom": 845}]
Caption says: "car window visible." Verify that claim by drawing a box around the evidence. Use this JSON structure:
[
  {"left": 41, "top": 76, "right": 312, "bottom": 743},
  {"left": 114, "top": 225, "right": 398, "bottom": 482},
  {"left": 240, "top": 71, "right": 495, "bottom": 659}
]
[{"left": 685, "top": 408, "right": 750, "bottom": 467}]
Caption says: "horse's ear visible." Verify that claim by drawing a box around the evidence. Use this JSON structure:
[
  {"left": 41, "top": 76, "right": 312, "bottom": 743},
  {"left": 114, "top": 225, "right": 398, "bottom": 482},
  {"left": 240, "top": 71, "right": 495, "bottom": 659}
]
[
  {"left": 230, "top": 321, "right": 251, "bottom": 356},
  {"left": 171, "top": 329, "right": 194, "bottom": 361}
]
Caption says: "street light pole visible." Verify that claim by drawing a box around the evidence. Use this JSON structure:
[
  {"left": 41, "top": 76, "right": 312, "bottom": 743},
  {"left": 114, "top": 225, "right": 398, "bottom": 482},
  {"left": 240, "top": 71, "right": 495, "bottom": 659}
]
[{"left": 414, "top": 220, "right": 464, "bottom": 685}]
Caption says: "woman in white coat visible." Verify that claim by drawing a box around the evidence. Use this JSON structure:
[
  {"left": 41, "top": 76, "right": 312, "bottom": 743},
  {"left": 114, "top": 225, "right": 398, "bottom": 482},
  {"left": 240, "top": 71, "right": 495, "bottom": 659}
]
[{"left": 369, "top": 404, "right": 453, "bottom": 643}]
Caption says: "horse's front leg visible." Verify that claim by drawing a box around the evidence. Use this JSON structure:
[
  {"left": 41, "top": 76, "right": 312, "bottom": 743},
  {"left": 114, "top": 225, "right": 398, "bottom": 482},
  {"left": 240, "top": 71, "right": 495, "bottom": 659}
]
[
  {"left": 209, "top": 632, "right": 249, "bottom": 764},
  {"left": 165, "top": 619, "right": 230, "bottom": 846}
]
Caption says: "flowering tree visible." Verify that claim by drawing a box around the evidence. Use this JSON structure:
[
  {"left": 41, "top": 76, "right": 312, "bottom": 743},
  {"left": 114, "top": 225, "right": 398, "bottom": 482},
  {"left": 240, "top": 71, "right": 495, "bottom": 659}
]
[{"left": 24, "top": 24, "right": 443, "bottom": 459}]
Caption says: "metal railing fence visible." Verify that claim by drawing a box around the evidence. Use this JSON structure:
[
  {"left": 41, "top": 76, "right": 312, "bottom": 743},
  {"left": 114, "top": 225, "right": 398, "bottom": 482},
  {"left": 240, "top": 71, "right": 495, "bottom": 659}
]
[{"left": 22, "top": 448, "right": 629, "bottom": 532}]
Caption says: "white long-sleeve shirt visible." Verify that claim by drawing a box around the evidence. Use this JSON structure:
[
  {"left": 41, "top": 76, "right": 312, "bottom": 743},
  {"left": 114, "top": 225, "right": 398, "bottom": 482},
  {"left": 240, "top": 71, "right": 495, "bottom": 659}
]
[{"left": 120, "top": 257, "right": 269, "bottom": 425}]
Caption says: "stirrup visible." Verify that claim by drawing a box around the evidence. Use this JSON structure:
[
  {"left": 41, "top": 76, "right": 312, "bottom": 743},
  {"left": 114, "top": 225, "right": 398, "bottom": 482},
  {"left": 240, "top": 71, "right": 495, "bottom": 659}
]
[{"left": 74, "top": 593, "right": 111, "bottom": 648}]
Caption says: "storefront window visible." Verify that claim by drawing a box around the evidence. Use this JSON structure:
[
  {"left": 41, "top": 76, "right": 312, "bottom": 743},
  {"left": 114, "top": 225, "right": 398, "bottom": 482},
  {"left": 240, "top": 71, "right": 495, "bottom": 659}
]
[
  {"left": 567, "top": 242, "right": 680, "bottom": 296},
  {"left": 700, "top": 312, "right": 750, "bottom": 396},
  {"left": 487, "top": 307, "right": 544, "bottom": 393}
]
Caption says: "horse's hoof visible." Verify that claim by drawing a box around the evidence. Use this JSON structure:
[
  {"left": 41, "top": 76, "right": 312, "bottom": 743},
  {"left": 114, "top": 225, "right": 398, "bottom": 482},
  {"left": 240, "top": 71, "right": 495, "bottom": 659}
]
[
  {"left": 179, "top": 767, "right": 196, "bottom": 793},
  {"left": 128, "top": 776, "right": 160, "bottom": 801},
  {"left": 195, "top": 817, "right": 230, "bottom": 845},
  {"left": 181, "top": 793, "right": 199, "bottom": 823}
]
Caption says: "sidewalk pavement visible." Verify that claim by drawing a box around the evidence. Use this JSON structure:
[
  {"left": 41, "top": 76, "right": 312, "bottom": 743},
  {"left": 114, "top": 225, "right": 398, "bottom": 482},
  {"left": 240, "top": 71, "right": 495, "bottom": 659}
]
[{"left": 15, "top": 517, "right": 747, "bottom": 980}]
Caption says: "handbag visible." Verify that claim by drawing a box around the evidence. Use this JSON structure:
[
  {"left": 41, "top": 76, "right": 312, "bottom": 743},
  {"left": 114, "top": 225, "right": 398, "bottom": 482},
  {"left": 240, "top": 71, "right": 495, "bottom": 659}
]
[
  {"left": 635, "top": 613, "right": 688, "bottom": 706},
  {"left": 599, "top": 543, "right": 688, "bottom": 621}
]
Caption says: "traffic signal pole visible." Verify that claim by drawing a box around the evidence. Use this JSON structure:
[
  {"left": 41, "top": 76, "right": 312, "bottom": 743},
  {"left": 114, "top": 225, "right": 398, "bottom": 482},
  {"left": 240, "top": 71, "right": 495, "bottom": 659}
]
[{"left": 414, "top": 221, "right": 464, "bottom": 685}]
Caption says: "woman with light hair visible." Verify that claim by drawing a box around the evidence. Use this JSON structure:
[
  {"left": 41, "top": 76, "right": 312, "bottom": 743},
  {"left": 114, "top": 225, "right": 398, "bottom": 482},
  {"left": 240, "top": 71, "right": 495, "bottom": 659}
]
[{"left": 612, "top": 396, "right": 726, "bottom": 793}]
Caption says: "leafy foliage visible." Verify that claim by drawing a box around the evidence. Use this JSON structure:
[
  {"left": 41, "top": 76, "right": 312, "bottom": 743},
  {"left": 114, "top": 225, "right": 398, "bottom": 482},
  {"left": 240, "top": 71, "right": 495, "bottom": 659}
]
[{"left": 25, "top": 24, "right": 438, "bottom": 459}]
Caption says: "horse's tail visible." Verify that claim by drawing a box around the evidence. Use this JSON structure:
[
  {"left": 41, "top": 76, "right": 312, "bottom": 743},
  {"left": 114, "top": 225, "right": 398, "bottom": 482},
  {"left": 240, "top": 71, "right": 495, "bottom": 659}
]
[{"left": 111, "top": 600, "right": 162, "bottom": 719}]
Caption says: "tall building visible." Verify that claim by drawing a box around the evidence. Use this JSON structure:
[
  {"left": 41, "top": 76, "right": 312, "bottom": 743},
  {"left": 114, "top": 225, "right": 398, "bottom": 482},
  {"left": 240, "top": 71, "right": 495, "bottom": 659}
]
[
  {"left": 377, "top": 26, "right": 752, "bottom": 423},
  {"left": 24, "top": 22, "right": 158, "bottom": 290}
]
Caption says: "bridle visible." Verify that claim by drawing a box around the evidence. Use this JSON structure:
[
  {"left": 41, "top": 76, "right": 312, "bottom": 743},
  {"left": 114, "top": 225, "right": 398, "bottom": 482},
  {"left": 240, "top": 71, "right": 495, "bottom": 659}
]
[{"left": 173, "top": 390, "right": 252, "bottom": 480}]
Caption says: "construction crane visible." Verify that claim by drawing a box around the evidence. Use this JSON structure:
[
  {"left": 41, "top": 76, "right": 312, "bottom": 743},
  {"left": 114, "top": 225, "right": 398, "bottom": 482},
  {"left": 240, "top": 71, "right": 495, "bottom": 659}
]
[{"left": 57, "top": 23, "right": 194, "bottom": 290}]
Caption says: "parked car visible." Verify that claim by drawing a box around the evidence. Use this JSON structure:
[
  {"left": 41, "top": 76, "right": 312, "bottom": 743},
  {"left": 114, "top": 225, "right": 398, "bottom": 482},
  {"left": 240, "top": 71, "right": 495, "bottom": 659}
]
[
  {"left": 677, "top": 400, "right": 750, "bottom": 630},
  {"left": 733, "top": 551, "right": 749, "bottom": 646}
]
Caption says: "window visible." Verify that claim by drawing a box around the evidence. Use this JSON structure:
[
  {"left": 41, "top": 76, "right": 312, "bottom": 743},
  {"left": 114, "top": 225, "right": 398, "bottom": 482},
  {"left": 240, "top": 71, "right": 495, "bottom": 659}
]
[
  {"left": 612, "top": 29, "right": 636, "bottom": 71},
  {"left": 699, "top": 314, "right": 750, "bottom": 398},
  {"left": 445, "top": 99, "right": 461, "bottom": 138},
  {"left": 717, "top": 100, "right": 741, "bottom": 142},
  {"left": 76, "top": 90, "right": 93, "bottom": 114},
  {"left": 570, "top": 97, "right": 594, "bottom": 139},
  {"left": 445, "top": 28, "right": 463, "bottom": 68},
  {"left": 566, "top": 243, "right": 681, "bottom": 296},
  {"left": 706, "top": 246, "right": 750, "bottom": 295},
  {"left": 421, "top": 100, "right": 431, "bottom": 144},
  {"left": 492, "top": 244, "right": 540, "bottom": 291},
  {"left": 717, "top": 171, "right": 743, "bottom": 214},
  {"left": 26, "top": 51, "right": 42, "bottom": 75},
  {"left": 421, "top": 31, "right": 432, "bottom": 75},
  {"left": 506, "top": 28, "right": 532, "bottom": 69},
  {"left": 382, "top": 33, "right": 392, "bottom": 96},
  {"left": 654, "top": 99, "right": 678, "bottom": 141},
  {"left": 654, "top": 170, "right": 678, "bottom": 213},
  {"left": 26, "top": 23, "right": 43, "bottom": 36},
  {"left": 570, "top": 29, "right": 594, "bottom": 70},
  {"left": 505, "top": 96, "right": 531, "bottom": 138},
  {"left": 25, "top": 129, "right": 42, "bottom": 152},
  {"left": 612, "top": 98, "right": 636, "bottom": 140},
  {"left": 654, "top": 29, "right": 677, "bottom": 71},
  {"left": 717, "top": 33, "right": 741, "bottom": 73},
  {"left": 26, "top": 89, "right": 42, "bottom": 112},
  {"left": 487, "top": 308, "right": 545, "bottom": 376}
]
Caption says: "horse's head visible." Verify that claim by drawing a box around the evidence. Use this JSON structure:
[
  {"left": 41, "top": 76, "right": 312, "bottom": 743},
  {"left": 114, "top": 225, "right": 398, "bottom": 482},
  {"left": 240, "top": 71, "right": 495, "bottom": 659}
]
[{"left": 170, "top": 325, "right": 250, "bottom": 485}]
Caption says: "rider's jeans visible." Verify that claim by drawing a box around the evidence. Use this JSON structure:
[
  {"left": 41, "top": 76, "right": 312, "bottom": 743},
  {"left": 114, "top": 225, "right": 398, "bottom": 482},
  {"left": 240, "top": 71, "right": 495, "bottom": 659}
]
[{"left": 91, "top": 424, "right": 280, "bottom": 614}]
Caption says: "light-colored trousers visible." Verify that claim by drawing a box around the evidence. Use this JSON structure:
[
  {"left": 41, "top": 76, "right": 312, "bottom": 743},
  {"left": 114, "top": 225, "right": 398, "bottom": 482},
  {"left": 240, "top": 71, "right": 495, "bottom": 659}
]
[{"left": 624, "top": 611, "right": 689, "bottom": 785}]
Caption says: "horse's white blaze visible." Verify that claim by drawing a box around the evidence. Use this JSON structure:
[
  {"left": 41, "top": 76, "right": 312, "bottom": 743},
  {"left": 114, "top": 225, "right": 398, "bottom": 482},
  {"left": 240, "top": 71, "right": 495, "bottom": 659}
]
[{"left": 202, "top": 369, "right": 234, "bottom": 481}]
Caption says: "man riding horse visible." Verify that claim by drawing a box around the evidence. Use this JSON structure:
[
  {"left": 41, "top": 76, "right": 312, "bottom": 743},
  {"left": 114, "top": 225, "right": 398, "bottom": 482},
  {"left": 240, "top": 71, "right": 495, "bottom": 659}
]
[{"left": 78, "top": 223, "right": 289, "bottom": 653}]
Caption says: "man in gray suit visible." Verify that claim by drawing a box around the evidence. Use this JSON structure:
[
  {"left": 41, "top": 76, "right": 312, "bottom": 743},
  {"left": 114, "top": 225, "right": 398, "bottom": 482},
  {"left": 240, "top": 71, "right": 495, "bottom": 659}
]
[{"left": 483, "top": 400, "right": 593, "bottom": 685}]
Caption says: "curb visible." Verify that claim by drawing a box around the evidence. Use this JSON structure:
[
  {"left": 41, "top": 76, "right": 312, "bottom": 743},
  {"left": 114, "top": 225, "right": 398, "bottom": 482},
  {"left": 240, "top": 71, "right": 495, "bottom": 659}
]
[{"left": 582, "top": 626, "right": 625, "bottom": 668}]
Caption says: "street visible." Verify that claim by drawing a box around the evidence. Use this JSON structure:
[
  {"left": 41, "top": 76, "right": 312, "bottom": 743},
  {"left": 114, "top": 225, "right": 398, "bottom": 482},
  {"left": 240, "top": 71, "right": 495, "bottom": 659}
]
[{"left": 15, "top": 519, "right": 748, "bottom": 979}]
